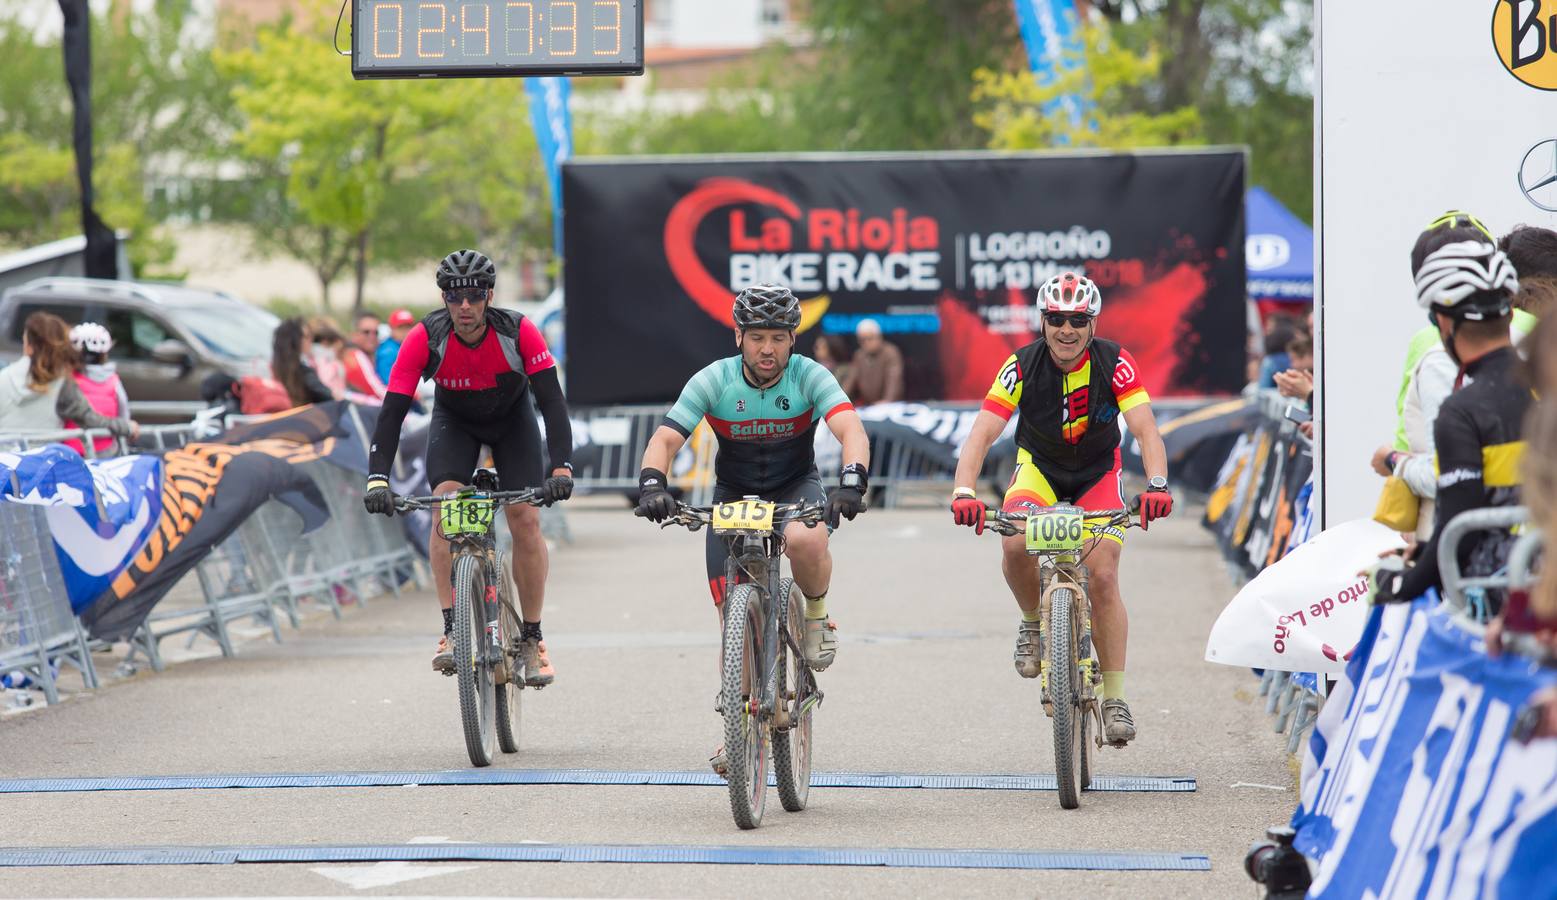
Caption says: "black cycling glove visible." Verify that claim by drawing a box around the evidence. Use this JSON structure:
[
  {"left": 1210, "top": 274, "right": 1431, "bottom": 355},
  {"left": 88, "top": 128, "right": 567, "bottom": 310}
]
[
  {"left": 826, "top": 463, "right": 868, "bottom": 528},
  {"left": 363, "top": 476, "right": 394, "bottom": 517},
  {"left": 636, "top": 467, "right": 676, "bottom": 522},
  {"left": 542, "top": 472, "right": 574, "bottom": 506}
]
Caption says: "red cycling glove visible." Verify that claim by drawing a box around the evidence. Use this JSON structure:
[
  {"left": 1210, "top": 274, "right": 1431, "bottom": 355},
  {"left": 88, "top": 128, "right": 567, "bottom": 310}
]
[
  {"left": 1137, "top": 490, "right": 1173, "bottom": 530},
  {"left": 951, "top": 495, "right": 987, "bottom": 534}
]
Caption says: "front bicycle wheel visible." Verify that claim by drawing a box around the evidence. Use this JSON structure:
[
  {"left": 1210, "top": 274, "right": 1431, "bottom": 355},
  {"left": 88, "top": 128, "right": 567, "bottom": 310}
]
[
  {"left": 772, "top": 578, "right": 812, "bottom": 812},
  {"left": 452, "top": 553, "right": 497, "bottom": 767},
  {"left": 494, "top": 552, "right": 521, "bottom": 755},
  {"left": 721, "top": 583, "right": 768, "bottom": 829},
  {"left": 1048, "top": 587, "right": 1084, "bottom": 809}
]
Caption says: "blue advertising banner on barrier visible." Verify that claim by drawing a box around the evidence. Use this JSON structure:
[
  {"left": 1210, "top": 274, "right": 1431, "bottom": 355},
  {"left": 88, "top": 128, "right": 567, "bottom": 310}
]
[
  {"left": 1293, "top": 594, "right": 1557, "bottom": 897},
  {"left": 525, "top": 76, "right": 573, "bottom": 257}
]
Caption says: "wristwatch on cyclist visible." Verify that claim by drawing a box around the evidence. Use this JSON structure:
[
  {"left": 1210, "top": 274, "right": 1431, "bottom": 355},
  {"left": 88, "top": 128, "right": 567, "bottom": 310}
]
[
  {"left": 840, "top": 463, "right": 869, "bottom": 492},
  {"left": 1147, "top": 476, "right": 1169, "bottom": 493}
]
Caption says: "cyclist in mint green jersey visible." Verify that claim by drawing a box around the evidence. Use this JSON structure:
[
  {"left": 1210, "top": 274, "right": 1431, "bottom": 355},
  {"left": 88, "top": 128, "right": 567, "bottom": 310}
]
[{"left": 636, "top": 284, "right": 871, "bottom": 672}]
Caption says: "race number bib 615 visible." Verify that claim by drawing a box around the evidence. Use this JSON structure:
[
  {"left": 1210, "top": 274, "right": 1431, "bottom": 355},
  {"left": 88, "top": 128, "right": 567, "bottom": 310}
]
[
  {"left": 712, "top": 499, "right": 776, "bottom": 534},
  {"left": 1025, "top": 506, "right": 1084, "bottom": 553}
]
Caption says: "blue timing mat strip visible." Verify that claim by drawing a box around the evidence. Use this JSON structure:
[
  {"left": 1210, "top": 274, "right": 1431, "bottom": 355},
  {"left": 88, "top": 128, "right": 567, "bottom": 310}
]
[
  {"left": 0, "top": 769, "right": 1195, "bottom": 794},
  {"left": 0, "top": 843, "right": 1211, "bottom": 871}
]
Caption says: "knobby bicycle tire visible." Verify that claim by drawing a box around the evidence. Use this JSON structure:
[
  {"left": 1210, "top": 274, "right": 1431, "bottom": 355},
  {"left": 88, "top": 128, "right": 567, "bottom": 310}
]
[
  {"left": 453, "top": 553, "right": 497, "bottom": 767},
  {"left": 772, "top": 578, "right": 812, "bottom": 813},
  {"left": 721, "top": 584, "right": 768, "bottom": 829},
  {"left": 1048, "top": 587, "right": 1083, "bottom": 810},
  {"left": 494, "top": 552, "right": 521, "bottom": 755}
]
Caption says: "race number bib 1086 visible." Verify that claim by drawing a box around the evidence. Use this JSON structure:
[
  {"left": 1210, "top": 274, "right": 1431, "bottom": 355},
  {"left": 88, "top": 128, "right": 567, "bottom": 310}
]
[
  {"left": 712, "top": 499, "right": 776, "bottom": 534},
  {"left": 440, "top": 495, "right": 495, "bottom": 536},
  {"left": 1025, "top": 506, "right": 1084, "bottom": 553}
]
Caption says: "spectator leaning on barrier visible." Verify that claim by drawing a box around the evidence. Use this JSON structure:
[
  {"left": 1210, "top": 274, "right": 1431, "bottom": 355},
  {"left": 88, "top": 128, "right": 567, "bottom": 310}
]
[
  {"left": 62, "top": 322, "right": 131, "bottom": 456},
  {"left": 1375, "top": 240, "right": 1527, "bottom": 609},
  {"left": 1374, "top": 215, "right": 1495, "bottom": 540},
  {"left": 842, "top": 318, "right": 904, "bottom": 406},
  {"left": 1272, "top": 333, "right": 1314, "bottom": 408},
  {"left": 0, "top": 312, "right": 137, "bottom": 443},
  {"left": 271, "top": 317, "right": 335, "bottom": 409},
  {"left": 308, "top": 319, "right": 350, "bottom": 399},
  {"left": 1255, "top": 315, "right": 1300, "bottom": 389},
  {"left": 375, "top": 309, "right": 414, "bottom": 385}
]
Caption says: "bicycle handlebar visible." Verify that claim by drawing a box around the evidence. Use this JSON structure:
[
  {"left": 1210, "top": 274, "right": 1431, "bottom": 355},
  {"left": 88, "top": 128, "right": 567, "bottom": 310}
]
[
  {"left": 393, "top": 487, "right": 544, "bottom": 513},
  {"left": 980, "top": 502, "right": 1140, "bottom": 538}
]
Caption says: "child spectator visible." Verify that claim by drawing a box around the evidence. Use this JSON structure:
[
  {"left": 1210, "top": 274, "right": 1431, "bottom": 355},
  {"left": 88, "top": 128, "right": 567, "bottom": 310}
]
[{"left": 62, "top": 322, "right": 132, "bottom": 456}]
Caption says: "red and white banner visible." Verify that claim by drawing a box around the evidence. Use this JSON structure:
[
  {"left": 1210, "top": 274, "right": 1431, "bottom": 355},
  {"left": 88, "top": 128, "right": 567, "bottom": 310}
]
[{"left": 1204, "top": 518, "right": 1407, "bottom": 674}]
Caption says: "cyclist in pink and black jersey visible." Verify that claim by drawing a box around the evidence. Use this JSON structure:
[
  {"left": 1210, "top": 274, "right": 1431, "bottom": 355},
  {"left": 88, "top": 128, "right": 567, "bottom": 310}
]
[{"left": 363, "top": 250, "right": 575, "bottom": 683}]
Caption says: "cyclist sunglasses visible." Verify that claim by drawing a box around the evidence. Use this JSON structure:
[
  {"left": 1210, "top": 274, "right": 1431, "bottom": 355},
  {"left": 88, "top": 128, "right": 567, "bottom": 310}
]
[
  {"left": 1043, "top": 312, "right": 1093, "bottom": 329},
  {"left": 442, "top": 288, "right": 488, "bottom": 306}
]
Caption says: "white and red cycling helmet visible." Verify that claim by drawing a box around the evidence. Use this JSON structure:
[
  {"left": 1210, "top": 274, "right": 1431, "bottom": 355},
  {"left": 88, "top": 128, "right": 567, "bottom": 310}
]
[{"left": 1037, "top": 271, "right": 1102, "bottom": 318}]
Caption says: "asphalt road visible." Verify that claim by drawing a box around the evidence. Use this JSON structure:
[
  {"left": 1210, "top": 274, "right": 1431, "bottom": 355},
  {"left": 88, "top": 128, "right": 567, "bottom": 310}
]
[{"left": 0, "top": 504, "right": 1295, "bottom": 898}]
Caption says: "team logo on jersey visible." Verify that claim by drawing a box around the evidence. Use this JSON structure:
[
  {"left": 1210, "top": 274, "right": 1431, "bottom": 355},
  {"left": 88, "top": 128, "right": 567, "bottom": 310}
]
[
  {"left": 1062, "top": 384, "right": 1090, "bottom": 444},
  {"left": 997, "top": 358, "right": 1020, "bottom": 394},
  {"left": 736, "top": 399, "right": 746, "bottom": 412},
  {"left": 776, "top": 395, "right": 790, "bottom": 411}
]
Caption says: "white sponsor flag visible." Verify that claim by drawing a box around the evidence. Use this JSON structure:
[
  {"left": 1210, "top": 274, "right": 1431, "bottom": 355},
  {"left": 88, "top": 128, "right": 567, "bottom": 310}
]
[{"left": 1205, "top": 518, "right": 1407, "bottom": 674}]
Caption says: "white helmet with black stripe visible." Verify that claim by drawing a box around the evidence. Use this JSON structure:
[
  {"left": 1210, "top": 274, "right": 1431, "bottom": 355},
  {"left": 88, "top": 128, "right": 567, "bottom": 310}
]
[{"left": 1414, "top": 240, "right": 1519, "bottom": 320}]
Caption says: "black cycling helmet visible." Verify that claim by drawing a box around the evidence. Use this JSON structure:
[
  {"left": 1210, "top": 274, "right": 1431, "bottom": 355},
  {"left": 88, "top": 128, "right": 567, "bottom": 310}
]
[
  {"left": 732, "top": 283, "right": 802, "bottom": 330},
  {"left": 436, "top": 249, "right": 496, "bottom": 290}
]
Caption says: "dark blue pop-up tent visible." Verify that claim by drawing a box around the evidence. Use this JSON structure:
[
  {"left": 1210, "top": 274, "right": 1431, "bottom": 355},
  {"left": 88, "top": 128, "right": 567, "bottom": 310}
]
[{"left": 1246, "top": 186, "right": 1313, "bottom": 307}]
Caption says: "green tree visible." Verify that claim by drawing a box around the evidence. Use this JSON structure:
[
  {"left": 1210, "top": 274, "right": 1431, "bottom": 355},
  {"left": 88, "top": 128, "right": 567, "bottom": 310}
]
[
  {"left": 217, "top": 7, "right": 548, "bottom": 311},
  {"left": 971, "top": 25, "right": 1202, "bottom": 150},
  {"left": 1090, "top": 0, "right": 1313, "bottom": 221},
  {"left": 0, "top": 2, "right": 233, "bottom": 273}
]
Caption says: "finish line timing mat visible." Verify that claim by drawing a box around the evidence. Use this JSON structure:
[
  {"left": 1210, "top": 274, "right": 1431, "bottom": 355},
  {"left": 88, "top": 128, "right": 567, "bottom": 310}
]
[
  {"left": 0, "top": 769, "right": 1204, "bottom": 872},
  {"left": 0, "top": 768, "right": 1196, "bottom": 794}
]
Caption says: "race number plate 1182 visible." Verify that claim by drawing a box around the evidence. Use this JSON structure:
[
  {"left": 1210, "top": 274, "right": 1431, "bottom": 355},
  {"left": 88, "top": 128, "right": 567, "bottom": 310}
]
[
  {"left": 712, "top": 500, "right": 776, "bottom": 534},
  {"left": 440, "top": 495, "right": 495, "bottom": 536},
  {"left": 1025, "top": 507, "right": 1084, "bottom": 553}
]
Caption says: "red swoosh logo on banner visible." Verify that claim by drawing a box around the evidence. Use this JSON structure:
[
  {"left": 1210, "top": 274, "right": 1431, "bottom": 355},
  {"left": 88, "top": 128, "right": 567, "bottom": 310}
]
[{"left": 664, "top": 178, "right": 828, "bottom": 330}]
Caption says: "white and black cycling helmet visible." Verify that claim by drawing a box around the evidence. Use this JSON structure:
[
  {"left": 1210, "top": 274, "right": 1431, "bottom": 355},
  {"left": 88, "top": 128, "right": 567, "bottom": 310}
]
[
  {"left": 436, "top": 249, "right": 496, "bottom": 290},
  {"left": 733, "top": 283, "right": 802, "bottom": 330},
  {"left": 1037, "top": 271, "right": 1102, "bottom": 317},
  {"left": 69, "top": 321, "right": 113, "bottom": 354},
  {"left": 1414, "top": 240, "right": 1518, "bottom": 321}
]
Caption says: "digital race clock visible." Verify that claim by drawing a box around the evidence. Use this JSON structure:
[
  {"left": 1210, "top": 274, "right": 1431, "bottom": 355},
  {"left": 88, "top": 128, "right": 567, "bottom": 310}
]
[{"left": 352, "top": 0, "right": 643, "bottom": 79}]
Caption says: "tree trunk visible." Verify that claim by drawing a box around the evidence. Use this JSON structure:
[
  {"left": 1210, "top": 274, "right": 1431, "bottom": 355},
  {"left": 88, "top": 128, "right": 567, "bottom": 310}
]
[{"left": 352, "top": 227, "right": 369, "bottom": 315}]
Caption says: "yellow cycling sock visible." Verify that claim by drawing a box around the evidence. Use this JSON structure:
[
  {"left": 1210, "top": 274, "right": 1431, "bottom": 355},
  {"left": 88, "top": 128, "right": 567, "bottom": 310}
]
[
  {"left": 805, "top": 592, "right": 828, "bottom": 619},
  {"left": 1020, "top": 607, "right": 1042, "bottom": 623},
  {"left": 1102, "top": 671, "right": 1126, "bottom": 701}
]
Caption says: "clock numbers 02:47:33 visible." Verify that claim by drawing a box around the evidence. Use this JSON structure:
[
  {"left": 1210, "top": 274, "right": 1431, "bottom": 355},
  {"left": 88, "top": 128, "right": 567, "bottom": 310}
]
[{"left": 369, "top": 1, "right": 625, "bottom": 60}]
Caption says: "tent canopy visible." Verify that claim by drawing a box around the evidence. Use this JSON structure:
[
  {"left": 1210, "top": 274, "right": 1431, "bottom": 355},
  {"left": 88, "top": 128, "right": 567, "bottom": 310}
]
[{"left": 1246, "top": 186, "right": 1313, "bottom": 304}]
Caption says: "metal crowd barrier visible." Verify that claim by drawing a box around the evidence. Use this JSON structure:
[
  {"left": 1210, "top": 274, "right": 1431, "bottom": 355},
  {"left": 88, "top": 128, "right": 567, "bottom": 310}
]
[
  {"left": 123, "top": 460, "right": 425, "bottom": 673},
  {"left": 0, "top": 504, "right": 97, "bottom": 704}
]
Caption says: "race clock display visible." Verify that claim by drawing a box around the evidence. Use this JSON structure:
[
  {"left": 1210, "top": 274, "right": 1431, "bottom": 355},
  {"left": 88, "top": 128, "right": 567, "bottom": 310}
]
[{"left": 352, "top": 0, "right": 643, "bottom": 79}]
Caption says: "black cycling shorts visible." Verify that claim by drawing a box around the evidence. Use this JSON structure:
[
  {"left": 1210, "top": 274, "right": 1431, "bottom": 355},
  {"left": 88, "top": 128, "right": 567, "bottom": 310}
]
[
  {"left": 425, "top": 403, "right": 544, "bottom": 493},
  {"left": 704, "top": 469, "right": 827, "bottom": 603}
]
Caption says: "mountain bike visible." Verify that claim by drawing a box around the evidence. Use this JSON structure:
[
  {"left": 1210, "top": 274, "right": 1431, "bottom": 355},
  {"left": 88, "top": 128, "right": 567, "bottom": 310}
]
[
  {"left": 983, "top": 502, "right": 1138, "bottom": 809},
  {"left": 394, "top": 469, "right": 544, "bottom": 767},
  {"left": 640, "top": 498, "right": 832, "bottom": 829}
]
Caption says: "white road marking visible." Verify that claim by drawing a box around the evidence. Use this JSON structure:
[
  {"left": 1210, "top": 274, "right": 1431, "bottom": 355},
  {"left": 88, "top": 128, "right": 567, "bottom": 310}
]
[{"left": 309, "top": 861, "right": 477, "bottom": 889}]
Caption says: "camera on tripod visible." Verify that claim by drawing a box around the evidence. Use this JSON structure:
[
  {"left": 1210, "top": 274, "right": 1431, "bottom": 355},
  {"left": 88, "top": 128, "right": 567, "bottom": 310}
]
[{"left": 1245, "top": 825, "right": 1311, "bottom": 900}]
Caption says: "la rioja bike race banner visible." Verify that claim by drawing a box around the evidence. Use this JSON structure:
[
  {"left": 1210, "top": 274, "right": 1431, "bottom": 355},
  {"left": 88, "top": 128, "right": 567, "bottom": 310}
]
[{"left": 563, "top": 150, "right": 1246, "bottom": 405}]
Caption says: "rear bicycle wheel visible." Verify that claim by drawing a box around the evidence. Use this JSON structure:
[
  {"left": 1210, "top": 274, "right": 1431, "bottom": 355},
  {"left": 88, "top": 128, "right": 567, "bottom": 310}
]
[
  {"left": 721, "top": 583, "right": 768, "bottom": 829},
  {"left": 1048, "top": 588, "right": 1083, "bottom": 809},
  {"left": 452, "top": 553, "right": 497, "bottom": 767},
  {"left": 494, "top": 552, "right": 521, "bottom": 755},
  {"left": 772, "top": 578, "right": 812, "bottom": 812}
]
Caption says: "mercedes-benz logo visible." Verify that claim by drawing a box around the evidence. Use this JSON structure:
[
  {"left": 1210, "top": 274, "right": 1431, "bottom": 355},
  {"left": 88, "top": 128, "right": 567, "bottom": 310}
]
[{"left": 1519, "top": 139, "right": 1557, "bottom": 212}]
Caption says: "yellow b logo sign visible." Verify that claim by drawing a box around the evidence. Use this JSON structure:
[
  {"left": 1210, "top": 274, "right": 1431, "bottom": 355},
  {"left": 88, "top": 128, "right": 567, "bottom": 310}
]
[{"left": 1495, "top": 0, "right": 1557, "bottom": 90}]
